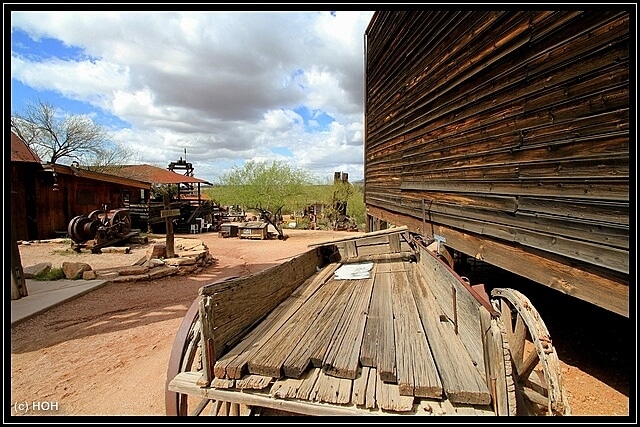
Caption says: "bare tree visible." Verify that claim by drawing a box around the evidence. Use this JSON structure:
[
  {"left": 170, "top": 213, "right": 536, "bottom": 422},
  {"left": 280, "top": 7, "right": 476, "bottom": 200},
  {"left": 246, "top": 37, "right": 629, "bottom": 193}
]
[
  {"left": 11, "top": 99, "right": 133, "bottom": 167},
  {"left": 85, "top": 143, "right": 139, "bottom": 173}
]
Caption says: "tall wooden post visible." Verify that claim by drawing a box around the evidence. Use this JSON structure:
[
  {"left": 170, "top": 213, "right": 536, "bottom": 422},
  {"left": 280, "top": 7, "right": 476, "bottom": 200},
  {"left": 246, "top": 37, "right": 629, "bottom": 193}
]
[
  {"left": 11, "top": 220, "right": 28, "bottom": 300},
  {"left": 163, "top": 193, "right": 175, "bottom": 258}
]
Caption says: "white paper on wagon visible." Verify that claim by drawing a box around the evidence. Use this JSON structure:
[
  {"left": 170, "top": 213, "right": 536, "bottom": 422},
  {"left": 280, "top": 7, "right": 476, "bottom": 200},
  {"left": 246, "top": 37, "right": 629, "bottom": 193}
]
[{"left": 334, "top": 262, "right": 375, "bottom": 280}]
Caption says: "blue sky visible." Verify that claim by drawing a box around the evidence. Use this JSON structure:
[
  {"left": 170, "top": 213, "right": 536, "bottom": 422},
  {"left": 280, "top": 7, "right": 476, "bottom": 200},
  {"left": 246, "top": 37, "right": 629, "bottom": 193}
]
[{"left": 9, "top": 9, "right": 375, "bottom": 183}]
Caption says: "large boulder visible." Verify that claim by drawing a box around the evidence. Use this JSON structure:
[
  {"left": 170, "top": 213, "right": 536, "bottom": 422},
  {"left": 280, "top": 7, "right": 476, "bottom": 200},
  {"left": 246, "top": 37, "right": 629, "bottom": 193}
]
[
  {"left": 62, "top": 262, "right": 92, "bottom": 280},
  {"left": 23, "top": 262, "right": 52, "bottom": 279}
]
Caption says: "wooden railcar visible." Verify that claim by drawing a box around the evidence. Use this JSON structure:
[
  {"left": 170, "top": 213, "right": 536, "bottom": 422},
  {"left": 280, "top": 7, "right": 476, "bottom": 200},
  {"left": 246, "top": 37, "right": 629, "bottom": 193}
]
[
  {"left": 363, "top": 11, "right": 630, "bottom": 317},
  {"left": 166, "top": 227, "right": 570, "bottom": 416}
]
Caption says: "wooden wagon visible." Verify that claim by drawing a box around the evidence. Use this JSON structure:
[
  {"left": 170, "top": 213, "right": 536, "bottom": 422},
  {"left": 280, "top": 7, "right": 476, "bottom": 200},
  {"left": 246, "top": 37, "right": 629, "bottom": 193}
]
[
  {"left": 165, "top": 227, "right": 570, "bottom": 416},
  {"left": 238, "top": 221, "right": 269, "bottom": 240}
]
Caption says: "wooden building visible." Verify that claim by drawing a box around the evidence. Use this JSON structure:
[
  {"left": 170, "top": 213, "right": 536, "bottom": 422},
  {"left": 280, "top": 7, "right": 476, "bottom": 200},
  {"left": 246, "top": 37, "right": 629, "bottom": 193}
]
[
  {"left": 363, "top": 11, "right": 629, "bottom": 317},
  {"left": 100, "top": 164, "right": 214, "bottom": 233},
  {"left": 10, "top": 132, "right": 42, "bottom": 241},
  {"left": 11, "top": 132, "right": 152, "bottom": 241}
]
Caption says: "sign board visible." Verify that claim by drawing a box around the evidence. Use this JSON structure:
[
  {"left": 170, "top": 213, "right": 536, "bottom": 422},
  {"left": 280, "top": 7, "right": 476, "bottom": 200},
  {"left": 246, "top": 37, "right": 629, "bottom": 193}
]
[{"left": 161, "top": 209, "right": 181, "bottom": 218}]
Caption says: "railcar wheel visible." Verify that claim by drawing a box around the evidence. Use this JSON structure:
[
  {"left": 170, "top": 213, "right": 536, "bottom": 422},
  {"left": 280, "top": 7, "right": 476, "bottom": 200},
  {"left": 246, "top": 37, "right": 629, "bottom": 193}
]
[
  {"left": 491, "top": 288, "right": 571, "bottom": 416},
  {"left": 109, "top": 209, "right": 131, "bottom": 235},
  {"left": 88, "top": 210, "right": 106, "bottom": 221}
]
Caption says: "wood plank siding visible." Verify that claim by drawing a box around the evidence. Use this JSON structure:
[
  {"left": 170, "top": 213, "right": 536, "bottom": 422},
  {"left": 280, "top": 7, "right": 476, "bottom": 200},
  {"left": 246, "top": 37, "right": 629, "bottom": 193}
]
[{"left": 363, "top": 11, "right": 630, "bottom": 317}]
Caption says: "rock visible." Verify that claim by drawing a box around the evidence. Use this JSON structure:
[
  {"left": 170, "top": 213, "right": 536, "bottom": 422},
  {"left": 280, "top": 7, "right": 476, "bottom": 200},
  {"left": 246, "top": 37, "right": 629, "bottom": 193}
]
[
  {"left": 148, "top": 266, "right": 178, "bottom": 279},
  {"left": 117, "top": 265, "right": 149, "bottom": 276},
  {"left": 165, "top": 257, "right": 197, "bottom": 266},
  {"left": 177, "top": 265, "right": 197, "bottom": 274},
  {"left": 110, "top": 274, "right": 149, "bottom": 283},
  {"left": 94, "top": 271, "right": 120, "bottom": 280},
  {"left": 62, "top": 262, "right": 92, "bottom": 280},
  {"left": 23, "top": 262, "right": 52, "bottom": 278},
  {"left": 176, "top": 249, "right": 208, "bottom": 259},
  {"left": 82, "top": 270, "right": 98, "bottom": 280},
  {"left": 144, "top": 258, "right": 166, "bottom": 268},
  {"left": 101, "top": 247, "right": 131, "bottom": 254},
  {"left": 146, "top": 243, "right": 166, "bottom": 260}
]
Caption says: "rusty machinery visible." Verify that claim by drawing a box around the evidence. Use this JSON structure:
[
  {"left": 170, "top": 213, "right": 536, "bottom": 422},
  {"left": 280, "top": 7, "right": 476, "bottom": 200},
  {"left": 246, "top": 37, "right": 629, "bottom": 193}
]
[{"left": 67, "top": 208, "right": 134, "bottom": 253}]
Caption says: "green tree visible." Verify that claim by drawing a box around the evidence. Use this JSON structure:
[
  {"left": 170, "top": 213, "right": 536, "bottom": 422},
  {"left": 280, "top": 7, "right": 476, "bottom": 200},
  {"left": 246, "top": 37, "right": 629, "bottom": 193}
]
[
  {"left": 346, "top": 183, "right": 366, "bottom": 230},
  {"left": 211, "top": 160, "right": 314, "bottom": 238},
  {"left": 11, "top": 99, "right": 134, "bottom": 166}
]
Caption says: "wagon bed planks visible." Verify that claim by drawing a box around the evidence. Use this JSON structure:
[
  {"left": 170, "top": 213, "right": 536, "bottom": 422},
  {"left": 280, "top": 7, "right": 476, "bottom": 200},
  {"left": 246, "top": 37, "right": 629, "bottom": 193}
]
[
  {"left": 214, "top": 263, "right": 339, "bottom": 379},
  {"left": 187, "top": 241, "right": 498, "bottom": 413}
]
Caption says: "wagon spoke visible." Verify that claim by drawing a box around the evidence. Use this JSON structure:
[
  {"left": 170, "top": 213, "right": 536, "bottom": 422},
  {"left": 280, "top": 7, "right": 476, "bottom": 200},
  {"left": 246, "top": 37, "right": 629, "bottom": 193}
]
[
  {"left": 491, "top": 288, "right": 571, "bottom": 416},
  {"left": 521, "top": 385, "right": 549, "bottom": 409},
  {"left": 517, "top": 347, "right": 541, "bottom": 382},
  {"left": 512, "top": 314, "right": 527, "bottom": 365},
  {"left": 189, "top": 398, "right": 213, "bottom": 416}
]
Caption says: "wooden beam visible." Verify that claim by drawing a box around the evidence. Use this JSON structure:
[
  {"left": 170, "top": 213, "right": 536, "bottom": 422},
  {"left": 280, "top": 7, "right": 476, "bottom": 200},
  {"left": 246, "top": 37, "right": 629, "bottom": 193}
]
[{"left": 366, "top": 205, "right": 629, "bottom": 317}]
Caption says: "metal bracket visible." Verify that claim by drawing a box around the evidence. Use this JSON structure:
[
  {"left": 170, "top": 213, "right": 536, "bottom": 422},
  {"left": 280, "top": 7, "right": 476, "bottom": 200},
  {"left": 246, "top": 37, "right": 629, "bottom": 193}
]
[{"left": 433, "top": 234, "right": 446, "bottom": 253}]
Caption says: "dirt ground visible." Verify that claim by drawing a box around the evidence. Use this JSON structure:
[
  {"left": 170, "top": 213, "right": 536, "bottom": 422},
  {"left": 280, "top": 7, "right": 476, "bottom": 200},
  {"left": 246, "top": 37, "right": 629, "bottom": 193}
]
[{"left": 9, "top": 229, "right": 631, "bottom": 419}]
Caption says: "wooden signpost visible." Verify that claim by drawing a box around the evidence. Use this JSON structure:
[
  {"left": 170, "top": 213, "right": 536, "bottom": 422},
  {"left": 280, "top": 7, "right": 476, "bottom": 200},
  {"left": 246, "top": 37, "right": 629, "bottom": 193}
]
[
  {"left": 161, "top": 209, "right": 181, "bottom": 218},
  {"left": 161, "top": 202, "right": 181, "bottom": 258}
]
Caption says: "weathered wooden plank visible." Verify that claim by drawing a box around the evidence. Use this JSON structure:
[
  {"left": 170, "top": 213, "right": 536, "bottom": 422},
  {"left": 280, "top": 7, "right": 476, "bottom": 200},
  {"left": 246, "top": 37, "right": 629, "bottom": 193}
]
[
  {"left": 353, "top": 366, "right": 369, "bottom": 406},
  {"left": 229, "top": 402, "right": 240, "bottom": 416},
  {"left": 479, "top": 306, "right": 511, "bottom": 416},
  {"left": 312, "top": 370, "right": 353, "bottom": 405},
  {"left": 211, "top": 377, "right": 235, "bottom": 389},
  {"left": 372, "top": 195, "right": 629, "bottom": 273},
  {"left": 388, "top": 232, "right": 401, "bottom": 252},
  {"left": 247, "top": 274, "right": 346, "bottom": 378},
  {"left": 374, "top": 271, "right": 397, "bottom": 382},
  {"left": 390, "top": 270, "right": 443, "bottom": 398},
  {"left": 200, "top": 249, "right": 323, "bottom": 359},
  {"left": 280, "top": 279, "right": 354, "bottom": 377},
  {"left": 375, "top": 368, "right": 415, "bottom": 412},
  {"left": 357, "top": 243, "right": 395, "bottom": 257},
  {"left": 408, "top": 266, "right": 491, "bottom": 405},
  {"left": 344, "top": 241, "right": 358, "bottom": 258},
  {"left": 214, "top": 263, "right": 338, "bottom": 379},
  {"left": 355, "top": 234, "right": 393, "bottom": 246},
  {"left": 395, "top": 191, "right": 629, "bottom": 248},
  {"left": 198, "top": 295, "right": 216, "bottom": 387},
  {"left": 400, "top": 179, "right": 629, "bottom": 203},
  {"left": 323, "top": 274, "right": 375, "bottom": 379},
  {"left": 365, "top": 367, "right": 378, "bottom": 409},
  {"left": 373, "top": 204, "right": 630, "bottom": 318},
  {"left": 235, "top": 374, "right": 272, "bottom": 391},
  {"left": 414, "top": 245, "right": 486, "bottom": 369},
  {"left": 360, "top": 275, "right": 381, "bottom": 367},
  {"left": 308, "top": 226, "right": 408, "bottom": 247},
  {"left": 294, "top": 367, "right": 321, "bottom": 400},
  {"left": 271, "top": 366, "right": 322, "bottom": 401},
  {"left": 170, "top": 371, "right": 370, "bottom": 416}
]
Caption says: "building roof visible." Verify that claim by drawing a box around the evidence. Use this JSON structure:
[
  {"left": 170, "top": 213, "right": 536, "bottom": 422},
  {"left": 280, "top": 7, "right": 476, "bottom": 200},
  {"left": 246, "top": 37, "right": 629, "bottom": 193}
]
[
  {"left": 44, "top": 164, "right": 151, "bottom": 189},
  {"left": 101, "top": 164, "right": 212, "bottom": 185},
  {"left": 11, "top": 132, "right": 42, "bottom": 163}
]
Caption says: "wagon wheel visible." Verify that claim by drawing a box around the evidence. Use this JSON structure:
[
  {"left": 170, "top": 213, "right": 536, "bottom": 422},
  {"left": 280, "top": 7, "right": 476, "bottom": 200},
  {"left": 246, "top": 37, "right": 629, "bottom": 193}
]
[
  {"left": 491, "top": 288, "right": 571, "bottom": 416},
  {"left": 166, "top": 298, "right": 249, "bottom": 416},
  {"left": 109, "top": 209, "right": 131, "bottom": 235},
  {"left": 165, "top": 297, "right": 213, "bottom": 415}
]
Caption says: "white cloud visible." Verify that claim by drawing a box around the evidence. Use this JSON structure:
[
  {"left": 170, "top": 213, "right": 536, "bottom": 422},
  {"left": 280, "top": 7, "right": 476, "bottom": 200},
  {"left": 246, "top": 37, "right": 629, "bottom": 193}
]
[{"left": 10, "top": 10, "right": 376, "bottom": 183}]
